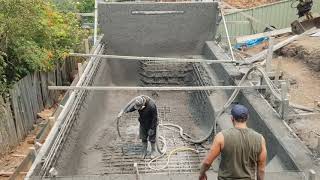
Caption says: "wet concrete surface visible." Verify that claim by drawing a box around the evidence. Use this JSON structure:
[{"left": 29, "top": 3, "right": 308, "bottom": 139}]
[
  {"left": 54, "top": 59, "right": 218, "bottom": 176},
  {"left": 53, "top": 55, "right": 293, "bottom": 176}
]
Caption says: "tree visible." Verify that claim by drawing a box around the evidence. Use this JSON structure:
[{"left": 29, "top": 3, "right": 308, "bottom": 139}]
[
  {"left": 76, "top": 0, "right": 95, "bottom": 13},
  {"left": 0, "top": 0, "right": 87, "bottom": 93}
]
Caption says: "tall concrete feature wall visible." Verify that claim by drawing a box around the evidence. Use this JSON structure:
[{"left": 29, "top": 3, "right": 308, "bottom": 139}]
[{"left": 99, "top": 2, "right": 219, "bottom": 56}]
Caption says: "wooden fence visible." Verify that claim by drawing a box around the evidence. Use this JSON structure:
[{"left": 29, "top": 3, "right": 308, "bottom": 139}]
[{"left": 0, "top": 58, "right": 77, "bottom": 155}]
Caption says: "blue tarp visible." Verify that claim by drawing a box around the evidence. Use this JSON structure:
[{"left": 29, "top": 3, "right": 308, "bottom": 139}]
[{"left": 235, "top": 37, "right": 269, "bottom": 49}]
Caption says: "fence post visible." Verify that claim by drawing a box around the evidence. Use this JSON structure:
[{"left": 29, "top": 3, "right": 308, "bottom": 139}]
[
  {"left": 316, "top": 136, "right": 320, "bottom": 155},
  {"left": 275, "top": 56, "right": 282, "bottom": 86},
  {"left": 266, "top": 38, "right": 273, "bottom": 74},
  {"left": 83, "top": 38, "right": 90, "bottom": 54},
  {"left": 78, "top": 63, "right": 84, "bottom": 77},
  {"left": 280, "top": 82, "right": 289, "bottom": 120}
]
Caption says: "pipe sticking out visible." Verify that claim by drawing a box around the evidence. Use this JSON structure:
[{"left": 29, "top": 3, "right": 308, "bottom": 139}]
[
  {"left": 220, "top": 8, "right": 235, "bottom": 61},
  {"left": 68, "top": 53, "right": 240, "bottom": 63},
  {"left": 93, "top": 0, "right": 98, "bottom": 45}
]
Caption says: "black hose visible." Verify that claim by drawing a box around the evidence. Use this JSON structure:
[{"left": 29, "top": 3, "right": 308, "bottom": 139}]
[{"left": 116, "top": 117, "right": 122, "bottom": 138}]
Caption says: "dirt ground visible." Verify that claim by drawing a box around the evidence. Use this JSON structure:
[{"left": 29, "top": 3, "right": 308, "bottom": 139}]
[
  {"left": 271, "top": 57, "right": 320, "bottom": 108},
  {"left": 238, "top": 33, "right": 320, "bottom": 108},
  {"left": 279, "top": 35, "right": 320, "bottom": 72},
  {"left": 0, "top": 130, "right": 37, "bottom": 180},
  {"left": 0, "top": 107, "right": 54, "bottom": 180},
  {"left": 224, "top": 0, "right": 279, "bottom": 9},
  {"left": 238, "top": 33, "right": 320, "bottom": 159},
  {"left": 272, "top": 57, "right": 320, "bottom": 158}
]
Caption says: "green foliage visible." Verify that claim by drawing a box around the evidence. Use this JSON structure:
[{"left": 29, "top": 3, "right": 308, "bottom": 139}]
[
  {"left": 75, "top": 0, "right": 95, "bottom": 23},
  {"left": 76, "top": 0, "right": 95, "bottom": 13},
  {"left": 0, "top": 52, "right": 7, "bottom": 94},
  {"left": 0, "top": 0, "right": 87, "bottom": 92}
]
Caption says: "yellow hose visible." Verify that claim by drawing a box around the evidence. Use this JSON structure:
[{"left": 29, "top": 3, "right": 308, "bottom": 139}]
[{"left": 148, "top": 147, "right": 199, "bottom": 171}]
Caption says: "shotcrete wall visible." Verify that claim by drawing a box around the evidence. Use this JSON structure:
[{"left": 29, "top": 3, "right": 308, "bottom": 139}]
[{"left": 99, "top": 2, "right": 220, "bottom": 56}]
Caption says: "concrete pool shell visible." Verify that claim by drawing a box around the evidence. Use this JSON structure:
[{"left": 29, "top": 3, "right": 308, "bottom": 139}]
[{"left": 26, "top": 2, "right": 318, "bottom": 179}]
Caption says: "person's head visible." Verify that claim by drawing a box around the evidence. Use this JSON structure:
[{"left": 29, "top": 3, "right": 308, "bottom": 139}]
[
  {"left": 134, "top": 96, "right": 146, "bottom": 110},
  {"left": 231, "top": 104, "right": 249, "bottom": 124}
]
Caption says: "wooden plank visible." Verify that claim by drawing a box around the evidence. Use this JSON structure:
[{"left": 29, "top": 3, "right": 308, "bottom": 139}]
[
  {"left": 19, "top": 78, "right": 33, "bottom": 131},
  {"left": 236, "top": 27, "right": 292, "bottom": 43},
  {"left": 26, "top": 75, "right": 37, "bottom": 124},
  {"left": 30, "top": 74, "right": 39, "bottom": 116},
  {"left": 56, "top": 63, "right": 62, "bottom": 86},
  {"left": 48, "top": 70, "right": 57, "bottom": 103},
  {"left": 266, "top": 38, "right": 273, "bottom": 73},
  {"left": 31, "top": 74, "right": 41, "bottom": 117},
  {"left": 76, "top": 12, "right": 94, "bottom": 17},
  {"left": 0, "top": 97, "right": 11, "bottom": 153},
  {"left": 40, "top": 72, "right": 52, "bottom": 108},
  {"left": 28, "top": 75, "right": 37, "bottom": 119},
  {"left": 0, "top": 171, "right": 28, "bottom": 176},
  {"left": 20, "top": 78, "right": 31, "bottom": 130},
  {"left": 84, "top": 39, "right": 90, "bottom": 54},
  {"left": 10, "top": 86, "right": 25, "bottom": 140},
  {"left": 8, "top": 150, "right": 35, "bottom": 180},
  {"left": 242, "top": 28, "right": 316, "bottom": 65},
  {"left": 24, "top": 75, "right": 36, "bottom": 124},
  {"left": 61, "top": 61, "right": 68, "bottom": 85},
  {"left": 34, "top": 72, "right": 44, "bottom": 111},
  {"left": 3, "top": 97, "right": 18, "bottom": 147},
  {"left": 18, "top": 79, "right": 30, "bottom": 136}
]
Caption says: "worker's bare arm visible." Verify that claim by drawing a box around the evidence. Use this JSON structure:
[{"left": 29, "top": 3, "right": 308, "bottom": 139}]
[
  {"left": 257, "top": 136, "right": 267, "bottom": 180},
  {"left": 199, "top": 132, "right": 224, "bottom": 180}
]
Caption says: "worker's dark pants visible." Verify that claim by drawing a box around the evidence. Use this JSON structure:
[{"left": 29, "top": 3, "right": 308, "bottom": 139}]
[{"left": 139, "top": 125, "right": 156, "bottom": 143}]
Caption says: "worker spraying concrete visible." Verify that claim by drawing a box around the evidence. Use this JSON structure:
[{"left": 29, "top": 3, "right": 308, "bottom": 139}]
[{"left": 117, "top": 95, "right": 158, "bottom": 159}]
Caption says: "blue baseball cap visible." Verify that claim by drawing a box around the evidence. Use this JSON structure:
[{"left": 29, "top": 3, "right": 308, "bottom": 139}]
[{"left": 231, "top": 104, "right": 249, "bottom": 120}]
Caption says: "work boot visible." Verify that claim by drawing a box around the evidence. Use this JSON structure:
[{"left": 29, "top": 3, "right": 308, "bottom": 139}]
[
  {"left": 141, "top": 141, "right": 148, "bottom": 159},
  {"left": 150, "top": 142, "right": 157, "bottom": 159}
]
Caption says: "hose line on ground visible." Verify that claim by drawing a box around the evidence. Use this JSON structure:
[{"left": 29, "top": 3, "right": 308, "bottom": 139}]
[
  {"left": 116, "top": 65, "right": 302, "bottom": 171},
  {"left": 147, "top": 147, "right": 199, "bottom": 171},
  {"left": 170, "top": 65, "right": 283, "bottom": 144},
  {"left": 116, "top": 66, "right": 282, "bottom": 145}
]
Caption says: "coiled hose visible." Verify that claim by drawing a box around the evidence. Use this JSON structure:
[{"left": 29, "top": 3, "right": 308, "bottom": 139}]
[
  {"left": 117, "top": 65, "right": 293, "bottom": 170},
  {"left": 164, "top": 65, "right": 283, "bottom": 144},
  {"left": 147, "top": 147, "right": 199, "bottom": 171}
]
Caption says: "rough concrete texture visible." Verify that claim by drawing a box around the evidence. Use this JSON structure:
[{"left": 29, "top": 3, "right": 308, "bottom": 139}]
[
  {"left": 194, "top": 53, "right": 287, "bottom": 171},
  {"left": 53, "top": 58, "right": 218, "bottom": 176},
  {"left": 98, "top": 2, "right": 219, "bottom": 56},
  {"left": 40, "top": 171, "right": 305, "bottom": 180},
  {"left": 203, "top": 41, "right": 318, "bottom": 174},
  {"left": 41, "top": 55, "right": 306, "bottom": 179}
]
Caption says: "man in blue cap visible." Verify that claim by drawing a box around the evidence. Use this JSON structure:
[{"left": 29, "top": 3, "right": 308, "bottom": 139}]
[{"left": 199, "top": 104, "right": 267, "bottom": 180}]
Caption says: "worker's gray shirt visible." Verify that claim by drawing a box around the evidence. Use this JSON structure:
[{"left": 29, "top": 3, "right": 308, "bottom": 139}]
[{"left": 122, "top": 95, "right": 158, "bottom": 130}]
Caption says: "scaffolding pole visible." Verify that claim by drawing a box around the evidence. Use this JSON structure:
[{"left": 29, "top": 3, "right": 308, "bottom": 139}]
[
  {"left": 68, "top": 53, "right": 239, "bottom": 63},
  {"left": 93, "top": 0, "right": 98, "bottom": 45},
  {"left": 221, "top": 8, "right": 235, "bottom": 61},
  {"left": 48, "top": 85, "right": 267, "bottom": 91}
]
